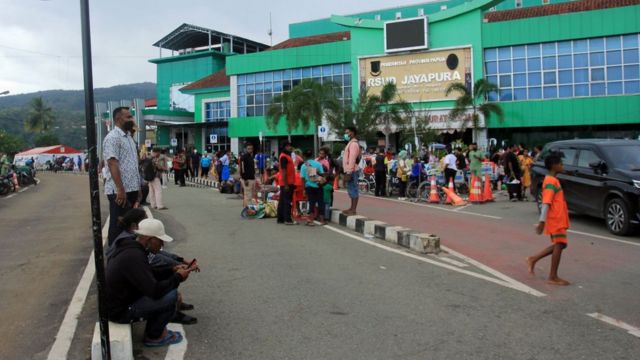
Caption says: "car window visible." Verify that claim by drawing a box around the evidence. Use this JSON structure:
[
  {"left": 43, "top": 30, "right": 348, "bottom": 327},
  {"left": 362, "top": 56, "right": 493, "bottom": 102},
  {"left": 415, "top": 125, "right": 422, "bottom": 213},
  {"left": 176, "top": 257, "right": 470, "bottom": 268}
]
[
  {"left": 555, "top": 148, "right": 577, "bottom": 166},
  {"left": 601, "top": 145, "right": 640, "bottom": 171},
  {"left": 577, "top": 150, "right": 602, "bottom": 168}
]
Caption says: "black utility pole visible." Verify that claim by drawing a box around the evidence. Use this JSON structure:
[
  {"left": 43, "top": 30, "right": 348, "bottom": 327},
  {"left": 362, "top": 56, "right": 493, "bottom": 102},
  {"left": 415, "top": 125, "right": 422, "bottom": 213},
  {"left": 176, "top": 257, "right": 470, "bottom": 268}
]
[{"left": 79, "top": 0, "right": 111, "bottom": 359}]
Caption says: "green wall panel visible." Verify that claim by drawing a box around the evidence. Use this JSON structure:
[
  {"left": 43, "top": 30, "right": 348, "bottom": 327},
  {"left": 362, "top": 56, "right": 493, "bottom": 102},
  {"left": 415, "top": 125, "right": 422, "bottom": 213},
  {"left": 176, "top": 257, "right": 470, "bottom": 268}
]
[
  {"left": 487, "top": 96, "right": 640, "bottom": 128},
  {"left": 482, "top": 5, "right": 640, "bottom": 47},
  {"left": 228, "top": 116, "right": 315, "bottom": 137},
  {"left": 156, "top": 127, "right": 170, "bottom": 146},
  {"left": 226, "top": 41, "right": 351, "bottom": 75}
]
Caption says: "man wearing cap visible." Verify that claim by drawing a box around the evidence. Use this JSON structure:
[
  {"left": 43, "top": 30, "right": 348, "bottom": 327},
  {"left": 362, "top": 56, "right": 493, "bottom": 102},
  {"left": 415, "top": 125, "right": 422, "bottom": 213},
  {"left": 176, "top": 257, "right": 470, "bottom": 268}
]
[{"left": 106, "top": 218, "right": 191, "bottom": 347}]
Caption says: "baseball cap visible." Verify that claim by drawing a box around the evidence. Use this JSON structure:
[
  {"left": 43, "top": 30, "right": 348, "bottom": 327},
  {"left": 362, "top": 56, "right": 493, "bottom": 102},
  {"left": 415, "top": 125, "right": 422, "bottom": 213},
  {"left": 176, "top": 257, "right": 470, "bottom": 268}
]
[{"left": 135, "top": 219, "right": 174, "bottom": 242}]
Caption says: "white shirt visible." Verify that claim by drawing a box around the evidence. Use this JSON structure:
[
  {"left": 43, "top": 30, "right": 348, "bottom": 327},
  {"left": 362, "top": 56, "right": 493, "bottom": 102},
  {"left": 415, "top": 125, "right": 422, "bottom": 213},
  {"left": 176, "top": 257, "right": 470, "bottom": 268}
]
[
  {"left": 102, "top": 126, "right": 140, "bottom": 195},
  {"left": 444, "top": 154, "right": 458, "bottom": 171}
]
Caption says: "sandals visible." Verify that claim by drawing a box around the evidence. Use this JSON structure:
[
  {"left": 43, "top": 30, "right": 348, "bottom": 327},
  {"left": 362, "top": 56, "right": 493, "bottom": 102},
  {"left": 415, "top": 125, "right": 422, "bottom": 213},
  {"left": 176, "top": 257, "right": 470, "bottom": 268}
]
[
  {"left": 170, "top": 311, "right": 198, "bottom": 325},
  {"left": 144, "top": 330, "right": 183, "bottom": 347}
]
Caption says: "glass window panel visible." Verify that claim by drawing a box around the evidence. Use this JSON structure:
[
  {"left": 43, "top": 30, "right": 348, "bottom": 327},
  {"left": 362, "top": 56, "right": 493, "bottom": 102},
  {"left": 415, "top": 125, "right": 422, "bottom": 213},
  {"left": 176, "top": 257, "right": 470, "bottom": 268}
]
[
  {"left": 498, "top": 60, "right": 511, "bottom": 73},
  {"left": 302, "top": 67, "right": 312, "bottom": 78},
  {"left": 574, "top": 53, "right": 588, "bottom": 68},
  {"left": 292, "top": 69, "right": 302, "bottom": 79},
  {"left": 322, "top": 65, "right": 332, "bottom": 76},
  {"left": 624, "top": 80, "right": 640, "bottom": 94},
  {"left": 528, "top": 87, "right": 542, "bottom": 99},
  {"left": 573, "top": 39, "right": 588, "bottom": 53},
  {"left": 590, "top": 52, "right": 605, "bottom": 66},
  {"left": 574, "top": 69, "right": 589, "bottom": 82},
  {"left": 283, "top": 82, "right": 292, "bottom": 91},
  {"left": 264, "top": 93, "right": 273, "bottom": 104},
  {"left": 499, "top": 75, "right": 512, "bottom": 87},
  {"left": 343, "top": 63, "right": 352, "bottom": 74},
  {"left": 344, "top": 74, "right": 352, "bottom": 85},
  {"left": 246, "top": 84, "right": 255, "bottom": 94},
  {"left": 606, "top": 36, "right": 621, "bottom": 50},
  {"left": 283, "top": 69, "right": 292, "bottom": 80},
  {"left": 558, "top": 55, "right": 572, "bottom": 69},
  {"left": 264, "top": 72, "right": 273, "bottom": 82},
  {"left": 273, "top": 71, "right": 283, "bottom": 81},
  {"left": 513, "top": 88, "right": 527, "bottom": 100},
  {"left": 527, "top": 44, "right": 541, "bottom": 57},
  {"left": 591, "top": 83, "right": 606, "bottom": 96},
  {"left": 238, "top": 75, "right": 246, "bottom": 85},
  {"left": 292, "top": 79, "right": 301, "bottom": 87},
  {"left": 512, "top": 45, "right": 525, "bottom": 58},
  {"left": 486, "top": 61, "right": 497, "bottom": 75},
  {"left": 487, "top": 91, "right": 498, "bottom": 101},
  {"left": 255, "top": 73, "right": 264, "bottom": 82},
  {"left": 344, "top": 87, "right": 352, "bottom": 98},
  {"left": 543, "top": 56, "right": 556, "bottom": 70},
  {"left": 255, "top": 105, "right": 264, "bottom": 116},
  {"left": 543, "top": 86, "right": 557, "bottom": 98},
  {"left": 607, "top": 66, "right": 622, "bottom": 81},
  {"left": 322, "top": 76, "right": 332, "bottom": 84},
  {"left": 607, "top": 50, "right": 622, "bottom": 65},
  {"left": 498, "top": 47, "right": 510, "bottom": 60},
  {"left": 591, "top": 68, "right": 605, "bottom": 81},
  {"left": 607, "top": 82, "right": 623, "bottom": 95},
  {"left": 513, "top": 59, "right": 526, "bottom": 72},
  {"left": 559, "top": 85, "right": 572, "bottom": 98},
  {"left": 247, "top": 106, "right": 255, "bottom": 116},
  {"left": 557, "top": 41, "right": 572, "bottom": 54},
  {"left": 255, "top": 83, "right": 264, "bottom": 93},
  {"left": 499, "top": 89, "right": 512, "bottom": 101},
  {"left": 264, "top": 82, "right": 273, "bottom": 92},
  {"left": 622, "top": 34, "right": 639, "bottom": 49},
  {"left": 559, "top": 70, "right": 572, "bottom": 84},
  {"left": 527, "top": 57, "right": 541, "bottom": 71},
  {"left": 238, "top": 96, "right": 246, "bottom": 106},
  {"left": 528, "top": 72, "right": 541, "bottom": 86},
  {"left": 239, "top": 107, "right": 247, "bottom": 117},
  {"left": 246, "top": 95, "right": 254, "bottom": 105},
  {"left": 514, "top": 74, "right": 527, "bottom": 87},
  {"left": 332, "top": 75, "right": 342, "bottom": 84},
  {"left": 332, "top": 64, "right": 343, "bottom": 75},
  {"left": 623, "top": 49, "right": 639, "bottom": 64},
  {"left": 487, "top": 75, "right": 498, "bottom": 85},
  {"left": 485, "top": 48, "right": 497, "bottom": 61},
  {"left": 273, "top": 81, "right": 283, "bottom": 92},
  {"left": 589, "top": 38, "right": 605, "bottom": 51},
  {"left": 624, "top": 65, "right": 639, "bottom": 79},
  {"left": 542, "top": 43, "right": 556, "bottom": 56},
  {"left": 312, "top": 67, "right": 321, "bottom": 77},
  {"left": 575, "top": 84, "right": 589, "bottom": 96},
  {"left": 246, "top": 73, "right": 255, "bottom": 83},
  {"left": 543, "top": 71, "right": 556, "bottom": 84}
]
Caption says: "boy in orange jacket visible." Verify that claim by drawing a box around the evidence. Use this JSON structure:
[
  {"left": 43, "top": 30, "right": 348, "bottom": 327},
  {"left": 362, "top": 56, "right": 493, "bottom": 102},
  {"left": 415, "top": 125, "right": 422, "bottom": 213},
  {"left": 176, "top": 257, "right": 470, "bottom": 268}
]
[{"left": 527, "top": 153, "right": 570, "bottom": 286}]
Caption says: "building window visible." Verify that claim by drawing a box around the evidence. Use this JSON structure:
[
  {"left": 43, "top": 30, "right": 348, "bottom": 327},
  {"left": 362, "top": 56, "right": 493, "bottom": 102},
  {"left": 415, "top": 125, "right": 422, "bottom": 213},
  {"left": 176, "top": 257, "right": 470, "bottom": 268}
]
[
  {"left": 204, "top": 100, "right": 231, "bottom": 122},
  {"left": 417, "top": 9, "right": 424, "bottom": 16},
  {"left": 440, "top": 5, "right": 447, "bottom": 11},
  {"left": 375, "top": 14, "right": 381, "bottom": 20},
  {"left": 395, "top": 12, "right": 402, "bottom": 19},
  {"left": 515, "top": 0, "right": 522, "bottom": 8},
  {"left": 236, "top": 63, "right": 352, "bottom": 117},
  {"left": 484, "top": 33, "right": 640, "bottom": 102}
]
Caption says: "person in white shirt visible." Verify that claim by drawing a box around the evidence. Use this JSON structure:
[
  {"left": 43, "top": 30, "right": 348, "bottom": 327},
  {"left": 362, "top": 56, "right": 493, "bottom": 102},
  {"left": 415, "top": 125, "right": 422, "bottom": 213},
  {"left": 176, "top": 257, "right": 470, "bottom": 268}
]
[{"left": 443, "top": 148, "right": 458, "bottom": 185}]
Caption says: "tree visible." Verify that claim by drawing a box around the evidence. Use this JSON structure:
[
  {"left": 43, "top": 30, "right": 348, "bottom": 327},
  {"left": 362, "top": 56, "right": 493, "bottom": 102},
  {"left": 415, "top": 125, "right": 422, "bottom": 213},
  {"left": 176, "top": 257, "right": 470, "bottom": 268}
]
[
  {"left": 24, "top": 97, "right": 55, "bottom": 133},
  {"left": 0, "top": 129, "right": 26, "bottom": 155},
  {"left": 325, "top": 85, "right": 380, "bottom": 144},
  {"left": 372, "top": 83, "right": 413, "bottom": 150},
  {"left": 34, "top": 133, "right": 60, "bottom": 147},
  {"left": 266, "top": 79, "right": 338, "bottom": 152},
  {"left": 445, "top": 79, "right": 504, "bottom": 141}
]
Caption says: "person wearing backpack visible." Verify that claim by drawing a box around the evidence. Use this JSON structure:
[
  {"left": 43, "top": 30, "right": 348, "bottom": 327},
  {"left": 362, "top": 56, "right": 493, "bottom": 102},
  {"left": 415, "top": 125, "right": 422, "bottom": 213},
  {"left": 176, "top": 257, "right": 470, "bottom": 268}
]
[
  {"left": 300, "top": 150, "right": 326, "bottom": 225},
  {"left": 200, "top": 153, "right": 212, "bottom": 179},
  {"left": 146, "top": 148, "right": 168, "bottom": 210}
]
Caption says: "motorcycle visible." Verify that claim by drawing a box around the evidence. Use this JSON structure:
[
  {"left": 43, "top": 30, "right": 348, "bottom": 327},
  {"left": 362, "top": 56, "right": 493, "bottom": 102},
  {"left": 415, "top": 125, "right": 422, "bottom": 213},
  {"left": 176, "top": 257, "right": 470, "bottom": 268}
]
[
  {"left": 15, "top": 166, "right": 36, "bottom": 187},
  {"left": 0, "top": 174, "right": 16, "bottom": 196}
]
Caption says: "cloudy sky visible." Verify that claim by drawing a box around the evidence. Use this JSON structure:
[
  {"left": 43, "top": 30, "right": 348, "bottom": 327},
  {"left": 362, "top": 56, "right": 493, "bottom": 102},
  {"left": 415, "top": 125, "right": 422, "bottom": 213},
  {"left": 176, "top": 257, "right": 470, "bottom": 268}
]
[{"left": 0, "top": 0, "right": 433, "bottom": 95}]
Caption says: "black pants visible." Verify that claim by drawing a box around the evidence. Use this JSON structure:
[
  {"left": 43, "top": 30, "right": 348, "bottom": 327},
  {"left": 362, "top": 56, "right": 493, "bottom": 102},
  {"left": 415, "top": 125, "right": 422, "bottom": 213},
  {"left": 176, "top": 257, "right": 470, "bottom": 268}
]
[
  {"left": 305, "top": 186, "right": 324, "bottom": 219},
  {"left": 506, "top": 174, "right": 523, "bottom": 200},
  {"left": 107, "top": 191, "right": 140, "bottom": 246},
  {"left": 277, "top": 185, "right": 293, "bottom": 223},
  {"left": 201, "top": 166, "right": 210, "bottom": 178},
  {"left": 191, "top": 165, "right": 199, "bottom": 178},
  {"left": 176, "top": 169, "right": 186, "bottom": 186},
  {"left": 444, "top": 168, "right": 457, "bottom": 185},
  {"left": 374, "top": 171, "right": 386, "bottom": 196}
]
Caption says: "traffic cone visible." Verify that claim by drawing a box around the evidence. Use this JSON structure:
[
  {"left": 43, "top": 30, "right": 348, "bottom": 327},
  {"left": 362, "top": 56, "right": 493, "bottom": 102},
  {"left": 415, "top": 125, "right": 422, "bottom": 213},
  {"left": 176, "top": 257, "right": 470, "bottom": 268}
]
[
  {"left": 469, "top": 175, "right": 484, "bottom": 204},
  {"left": 441, "top": 184, "right": 467, "bottom": 206},
  {"left": 428, "top": 175, "right": 440, "bottom": 203},
  {"left": 444, "top": 180, "right": 455, "bottom": 205},
  {"left": 333, "top": 176, "right": 339, "bottom": 191},
  {"left": 483, "top": 173, "right": 494, "bottom": 202}
]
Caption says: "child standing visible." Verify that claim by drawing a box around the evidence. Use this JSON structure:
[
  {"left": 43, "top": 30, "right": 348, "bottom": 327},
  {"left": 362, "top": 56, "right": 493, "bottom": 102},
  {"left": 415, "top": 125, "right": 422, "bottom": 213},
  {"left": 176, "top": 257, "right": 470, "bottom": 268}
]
[{"left": 527, "top": 153, "right": 570, "bottom": 286}]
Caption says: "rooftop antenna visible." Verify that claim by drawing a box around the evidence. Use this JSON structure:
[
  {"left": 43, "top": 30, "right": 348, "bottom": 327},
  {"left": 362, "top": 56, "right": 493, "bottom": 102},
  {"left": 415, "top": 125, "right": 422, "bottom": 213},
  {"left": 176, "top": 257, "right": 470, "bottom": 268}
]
[{"left": 268, "top": 12, "right": 273, "bottom": 46}]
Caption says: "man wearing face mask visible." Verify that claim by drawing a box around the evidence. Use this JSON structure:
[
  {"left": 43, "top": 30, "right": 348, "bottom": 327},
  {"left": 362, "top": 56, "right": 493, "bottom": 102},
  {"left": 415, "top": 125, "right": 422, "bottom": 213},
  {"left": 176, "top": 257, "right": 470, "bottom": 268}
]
[
  {"left": 103, "top": 107, "right": 142, "bottom": 246},
  {"left": 342, "top": 126, "right": 361, "bottom": 215}
]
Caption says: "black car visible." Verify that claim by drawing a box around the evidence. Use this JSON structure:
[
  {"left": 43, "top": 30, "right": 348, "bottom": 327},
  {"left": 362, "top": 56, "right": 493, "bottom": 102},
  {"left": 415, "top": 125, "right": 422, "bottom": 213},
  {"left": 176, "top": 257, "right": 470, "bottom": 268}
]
[{"left": 530, "top": 139, "right": 640, "bottom": 236}]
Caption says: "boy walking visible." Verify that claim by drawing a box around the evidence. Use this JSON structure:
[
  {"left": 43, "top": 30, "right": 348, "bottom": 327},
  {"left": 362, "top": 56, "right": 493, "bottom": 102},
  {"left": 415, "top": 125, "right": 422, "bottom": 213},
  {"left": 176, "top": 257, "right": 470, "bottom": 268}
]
[{"left": 527, "top": 154, "right": 570, "bottom": 286}]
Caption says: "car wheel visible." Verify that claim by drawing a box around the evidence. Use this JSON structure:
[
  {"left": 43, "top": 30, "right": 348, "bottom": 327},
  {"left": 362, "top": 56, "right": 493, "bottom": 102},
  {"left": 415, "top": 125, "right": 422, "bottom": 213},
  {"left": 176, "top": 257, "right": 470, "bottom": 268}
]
[{"left": 605, "top": 198, "right": 631, "bottom": 236}]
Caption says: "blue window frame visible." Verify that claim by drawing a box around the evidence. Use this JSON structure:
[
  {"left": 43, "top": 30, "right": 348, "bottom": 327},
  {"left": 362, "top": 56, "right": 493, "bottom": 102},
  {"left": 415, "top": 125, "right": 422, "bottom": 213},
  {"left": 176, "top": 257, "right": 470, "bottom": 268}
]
[
  {"left": 513, "top": 59, "right": 526, "bottom": 72},
  {"left": 624, "top": 65, "right": 639, "bottom": 79},
  {"left": 607, "top": 66, "right": 622, "bottom": 81},
  {"left": 607, "top": 82, "right": 623, "bottom": 95},
  {"left": 542, "top": 43, "right": 556, "bottom": 56},
  {"left": 527, "top": 57, "right": 541, "bottom": 71}
]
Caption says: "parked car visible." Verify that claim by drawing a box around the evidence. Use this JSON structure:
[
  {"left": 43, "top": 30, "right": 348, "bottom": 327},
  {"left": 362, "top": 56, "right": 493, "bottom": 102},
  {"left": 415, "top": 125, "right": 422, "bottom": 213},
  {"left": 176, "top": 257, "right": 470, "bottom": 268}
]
[{"left": 530, "top": 139, "right": 640, "bottom": 236}]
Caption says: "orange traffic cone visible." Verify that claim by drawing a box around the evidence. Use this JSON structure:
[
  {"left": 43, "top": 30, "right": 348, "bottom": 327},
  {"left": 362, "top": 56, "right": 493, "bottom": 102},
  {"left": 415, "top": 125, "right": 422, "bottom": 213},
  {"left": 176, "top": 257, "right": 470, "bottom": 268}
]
[
  {"left": 441, "top": 184, "right": 466, "bottom": 206},
  {"left": 428, "top": 176, "right": 440, "bottom": 203},
  {"left": 333, "top": 176, "right": 339, "bottom": 191},
  {"left": 483, "top": 173, "right": 494, "bottom": 202},
  {"left": 444, "top": 180, "right": 455, "bottom": 205},
  {"left": 469, "top": 175, "right": 484, "bottom": 204}
]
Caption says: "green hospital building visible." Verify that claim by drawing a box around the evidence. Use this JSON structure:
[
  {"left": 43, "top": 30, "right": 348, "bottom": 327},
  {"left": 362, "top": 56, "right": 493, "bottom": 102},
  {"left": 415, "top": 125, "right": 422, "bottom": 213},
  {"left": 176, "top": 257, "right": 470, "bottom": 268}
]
[{"left": 144, "top": 0, "right": 640, "bottom": 154}]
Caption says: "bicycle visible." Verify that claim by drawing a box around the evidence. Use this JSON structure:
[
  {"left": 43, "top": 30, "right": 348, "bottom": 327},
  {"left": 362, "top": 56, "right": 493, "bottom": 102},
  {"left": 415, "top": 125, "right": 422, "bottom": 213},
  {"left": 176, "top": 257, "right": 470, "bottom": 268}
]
[{"left": 358, "top": 173, "right": 376, "bottom": 195}]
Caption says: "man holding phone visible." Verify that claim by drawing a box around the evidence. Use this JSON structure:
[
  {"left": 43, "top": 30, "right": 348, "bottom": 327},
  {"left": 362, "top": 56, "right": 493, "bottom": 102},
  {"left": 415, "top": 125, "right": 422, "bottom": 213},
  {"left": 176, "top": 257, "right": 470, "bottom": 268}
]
[{"left": 103, "top": 107, "right": 142, "bottom": 246}]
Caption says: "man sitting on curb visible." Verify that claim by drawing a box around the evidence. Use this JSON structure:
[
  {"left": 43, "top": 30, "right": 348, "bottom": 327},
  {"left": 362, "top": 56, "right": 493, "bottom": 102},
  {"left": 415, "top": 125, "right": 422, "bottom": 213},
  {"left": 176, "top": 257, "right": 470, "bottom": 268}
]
[{"left": 106, "top": 218, "right": 192, "bottom": 347}]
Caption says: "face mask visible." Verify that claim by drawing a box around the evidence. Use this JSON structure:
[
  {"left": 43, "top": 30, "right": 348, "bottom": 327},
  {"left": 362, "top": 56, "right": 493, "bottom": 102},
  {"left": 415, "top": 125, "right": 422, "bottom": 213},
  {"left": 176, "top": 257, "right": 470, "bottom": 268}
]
[
  {"left": 122, "top": 120, "right": 135, "bottom": 133},
  {"left": 343, "top": 134, "right": 350, "bottom": 142}
]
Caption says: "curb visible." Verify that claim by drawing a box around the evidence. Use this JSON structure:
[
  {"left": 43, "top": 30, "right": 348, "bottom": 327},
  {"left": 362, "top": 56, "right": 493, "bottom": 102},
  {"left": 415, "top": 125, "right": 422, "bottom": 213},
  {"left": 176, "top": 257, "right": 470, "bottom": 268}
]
[{"left": 329, "top": 209, "right": 440, "bottom": 254}]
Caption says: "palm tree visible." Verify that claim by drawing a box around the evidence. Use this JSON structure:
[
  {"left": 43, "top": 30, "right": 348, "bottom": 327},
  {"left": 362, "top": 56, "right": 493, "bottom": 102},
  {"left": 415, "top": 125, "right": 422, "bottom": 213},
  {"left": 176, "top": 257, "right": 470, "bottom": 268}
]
[
  {"left": 372, "top": 83, "right": 413, "bottom": 150},
  {"left": 325, "top": 85, "right": 380, "bottom": 144},
  {"left": 24, "top": 97, "right": 55, "bottom": 133},
  {"left": 445, "top": 79, "right": 504, "bottom": 141},
  {"left": 266, "top": 79, "right": 338, "bottom": 153}
]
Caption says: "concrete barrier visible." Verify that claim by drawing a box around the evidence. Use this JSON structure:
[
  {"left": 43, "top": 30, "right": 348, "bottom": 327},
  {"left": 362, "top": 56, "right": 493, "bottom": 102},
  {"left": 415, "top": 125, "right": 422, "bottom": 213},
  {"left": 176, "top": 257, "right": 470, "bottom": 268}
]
[
  {"left": 409, "top": 233, "right": 441, "bottom": 254},
  {"left": 91, "top": 322, "right": 133, "bottom": 360}
]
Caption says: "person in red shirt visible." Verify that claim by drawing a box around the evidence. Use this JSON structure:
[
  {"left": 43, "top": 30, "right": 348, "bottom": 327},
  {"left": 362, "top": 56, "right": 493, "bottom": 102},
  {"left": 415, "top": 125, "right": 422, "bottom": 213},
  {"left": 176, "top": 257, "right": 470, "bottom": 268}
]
[
  {"left": 527, "top": 153, "right": 570, "bottom": 286},
  {"left": 277, "top": 142, "right": 296, "bottom": 225}
]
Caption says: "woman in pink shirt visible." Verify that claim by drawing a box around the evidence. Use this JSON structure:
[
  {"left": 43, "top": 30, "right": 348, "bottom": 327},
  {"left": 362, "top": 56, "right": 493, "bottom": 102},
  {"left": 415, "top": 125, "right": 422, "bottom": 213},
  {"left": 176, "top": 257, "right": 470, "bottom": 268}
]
[{"left": 342, "top": 126, "right": 361, "bottom": 215}]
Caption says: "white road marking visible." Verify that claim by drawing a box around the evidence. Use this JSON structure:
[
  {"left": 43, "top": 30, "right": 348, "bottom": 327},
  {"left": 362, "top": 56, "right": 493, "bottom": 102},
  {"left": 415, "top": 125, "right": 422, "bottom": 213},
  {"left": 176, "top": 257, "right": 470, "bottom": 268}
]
[
  {"left": 165, "top": 324, "right": 188, "bottom": 360},
  {"left": 587, "top": 313, "right": 640, "bottom": 338},
  {"left": 568, "top": 229, "right": 640, "bottom": 248},
  {"left": 19, "top": 187, "right": 29, "bottom": 193},
  {"left": 324, "top": 225, "right": 545, "bottom": 297},
  {"left": 432, "top": 256, "right": 469, "bottom": 267},
  {"left": 452, "top": 204, "right": 470, "bottom": 212},
  {"left": 5, "top": 193, "right": 16, "bottom": 199},
  {"left": 47, "top": 216, "right": 109, "bottom": 360}
]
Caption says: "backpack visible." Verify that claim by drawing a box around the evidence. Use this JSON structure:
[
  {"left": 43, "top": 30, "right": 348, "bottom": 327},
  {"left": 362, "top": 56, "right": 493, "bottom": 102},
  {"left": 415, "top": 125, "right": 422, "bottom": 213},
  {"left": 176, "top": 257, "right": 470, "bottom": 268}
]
[
  {"left": 304, "top": 162, "right": 325, "bottom": 184},
  {"left": 141, "top": 158, "right": 157, "bottom": 181},
  {"left": 200, "top": 157, "right": 211, "bottom": 168}
]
